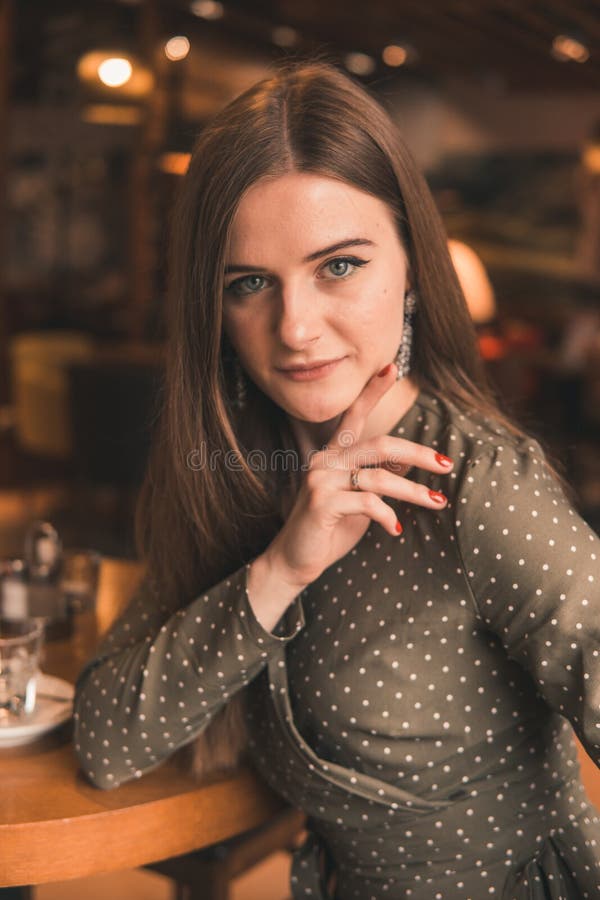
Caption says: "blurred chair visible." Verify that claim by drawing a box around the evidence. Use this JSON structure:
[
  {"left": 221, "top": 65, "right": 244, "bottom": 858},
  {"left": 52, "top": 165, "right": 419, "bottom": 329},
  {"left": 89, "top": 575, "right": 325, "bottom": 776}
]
[
  {"left": 99, "top": 557, "right": 306, "bottom": 900},
  {"left": 64, "top": 353, "right": 161, "bottom": 551},
  {"left": 67, "top": 355, "right": 161, "bottom": 491},
  {"left": 145, "top": 808, "right": 305, "bottom": 900},
  {"left": 9, "top": 331, "right": 95, "bottom": 459}
]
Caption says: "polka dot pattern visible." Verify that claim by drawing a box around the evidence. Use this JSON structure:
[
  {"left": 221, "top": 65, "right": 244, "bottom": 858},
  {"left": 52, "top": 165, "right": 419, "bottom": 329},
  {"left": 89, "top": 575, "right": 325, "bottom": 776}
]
[{"left": 74, "top": 391, "right": 600, "bottom": 898}]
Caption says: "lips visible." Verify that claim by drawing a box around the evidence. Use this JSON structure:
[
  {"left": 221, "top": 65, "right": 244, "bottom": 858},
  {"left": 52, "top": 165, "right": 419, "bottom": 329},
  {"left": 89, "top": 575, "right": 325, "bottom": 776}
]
[
  {"left": 278, "top": 357, "right": 343, "bottom": 372},
  {"left": 277, "top": 357, "right": 345, "bottom": 381}
]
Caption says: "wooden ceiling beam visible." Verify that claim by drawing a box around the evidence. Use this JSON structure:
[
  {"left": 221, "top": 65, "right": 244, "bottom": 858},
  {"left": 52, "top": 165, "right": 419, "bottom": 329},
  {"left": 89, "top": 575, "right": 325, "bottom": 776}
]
[
  {"left": 365, "top": 0, "right": 575, "bottom": 81},
  {"left": 538, "top": 0, "right": 600, "bottom": 41},
  {"left": 144, "top": 0, "right": 600, "bottom": 90},
  {"left": 289, "top": 1, "right": 517, "bottom": 72},
  {"left": 491, "top": 0, "right": 600, "bottom": 84},
  {"left": 362, "top": 0, "right": 600, "bottom": 86}
]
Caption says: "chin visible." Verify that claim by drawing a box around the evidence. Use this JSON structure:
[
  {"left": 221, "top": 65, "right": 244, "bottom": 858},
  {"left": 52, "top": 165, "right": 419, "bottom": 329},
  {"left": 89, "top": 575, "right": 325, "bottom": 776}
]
[
  {"left": 286, "top": 396, "right": 352, "bottom": 425},
  {"left": 268, "top": 377, "right": 358, "bottom": 423}
]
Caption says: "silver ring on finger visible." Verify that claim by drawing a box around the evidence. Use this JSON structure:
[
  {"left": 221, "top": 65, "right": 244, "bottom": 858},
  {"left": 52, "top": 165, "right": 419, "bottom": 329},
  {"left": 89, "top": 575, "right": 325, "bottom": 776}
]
[{"left": 350, "top": 467, "right": 361, "bottom": 491}]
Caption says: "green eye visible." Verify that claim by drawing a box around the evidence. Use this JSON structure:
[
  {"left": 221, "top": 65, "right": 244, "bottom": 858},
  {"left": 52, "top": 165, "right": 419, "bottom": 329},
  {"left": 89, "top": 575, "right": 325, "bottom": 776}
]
[
  {"left": 226, "top": 274, "right": 268, "bottom": 297},
  {"left": 328, "top": 259, "right": 351, "bottom": 276},
  {"left": 322, "top": 256, "right": 370, "bottom": 279}
]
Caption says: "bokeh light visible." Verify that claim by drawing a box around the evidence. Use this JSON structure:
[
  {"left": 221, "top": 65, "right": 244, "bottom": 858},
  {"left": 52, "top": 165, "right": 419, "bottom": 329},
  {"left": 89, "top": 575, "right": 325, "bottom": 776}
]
[
  {"left": 344, "top": 52, "right": 376, "bottom": 76},
  {"left": 190, "top": 0, "right": 224, "bottom": 19},
  {"left": 551, "top": 34, "right": 590, "bottom": 63},
  {"left": 164, "top": 36, "right": 191, "bottom": 61},
  {"left": 97, "top": 57, "right": 133, "bottom": 88},
  {"left": 271, "top": 26, "right": 299, "bottom": 48},
  {"left": 382, "top": 44, "right": 408, "bottom": 67}
]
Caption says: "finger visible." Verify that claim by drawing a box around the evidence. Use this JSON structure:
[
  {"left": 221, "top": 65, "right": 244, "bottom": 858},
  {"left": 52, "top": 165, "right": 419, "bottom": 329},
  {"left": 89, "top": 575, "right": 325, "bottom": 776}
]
[
  {"left": 340, "top": 437, "right": 454, "bottom": 476},
  {"left": 328, "top": 488, "right": 403, "bottom": 537},
  {"left": 340, "top": 466, "right": 448, "bottom": 510},
  {"left": 379, "top": 459, "right": 412, "bottom": 478},
  {"left": 325, "top": 362, "right": 398, "bottom": 453}
]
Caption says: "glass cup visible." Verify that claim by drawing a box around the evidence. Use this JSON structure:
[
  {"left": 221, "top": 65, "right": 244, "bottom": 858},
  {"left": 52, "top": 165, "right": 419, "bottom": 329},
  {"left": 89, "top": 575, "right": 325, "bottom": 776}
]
[{"left": 0, "top": 618, "right": 45, "bottom": 722}]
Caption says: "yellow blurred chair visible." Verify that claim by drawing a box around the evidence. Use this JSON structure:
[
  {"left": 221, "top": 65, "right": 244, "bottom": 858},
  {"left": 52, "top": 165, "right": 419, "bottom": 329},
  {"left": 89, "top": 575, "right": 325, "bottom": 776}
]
[{"left": 9, "top": 331, "right": 94, "bottom": 459}]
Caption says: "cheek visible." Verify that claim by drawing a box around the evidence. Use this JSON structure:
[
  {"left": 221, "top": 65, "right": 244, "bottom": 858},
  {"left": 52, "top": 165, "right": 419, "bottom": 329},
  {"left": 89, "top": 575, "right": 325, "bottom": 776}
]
[
  {"left": 348, "top": 275, "right": 403, "bottom": 331},
  {"left": 223, "top": 310, "right": 269, "bottom": 368},
  {"left": 342, "top": 277, "right": 405, "bottom": 359}
]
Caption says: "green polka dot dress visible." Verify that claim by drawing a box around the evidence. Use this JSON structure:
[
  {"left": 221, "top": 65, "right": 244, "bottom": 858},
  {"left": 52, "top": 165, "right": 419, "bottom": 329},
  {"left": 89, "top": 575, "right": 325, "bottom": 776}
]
[{"left": 74, "top": 390, "right": 600, "bottom": 899}]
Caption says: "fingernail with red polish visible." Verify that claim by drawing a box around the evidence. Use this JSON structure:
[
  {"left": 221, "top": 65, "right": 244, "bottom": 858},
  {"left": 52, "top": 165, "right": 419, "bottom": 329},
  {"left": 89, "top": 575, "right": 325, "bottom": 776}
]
[
  {"left": 435, "top": 453, "right": 453, "bottom": 467},
  {"left": 378, "top": 363, "right": 392, "bottom": 377},
  {"left": 428, "top": 490, "right": 447, "bottom": 504},
  {"left": 395, "top": 520, "right": 403, "bottom": 534}
]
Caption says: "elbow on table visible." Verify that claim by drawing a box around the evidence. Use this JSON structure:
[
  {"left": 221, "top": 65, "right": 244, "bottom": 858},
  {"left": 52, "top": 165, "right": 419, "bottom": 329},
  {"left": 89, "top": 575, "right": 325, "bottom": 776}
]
[
  {"left": 79, "top": 765, "right": 125, "bottom": 791},
  {"left": 73, "top": 730, "right": 129, "bottom": 791},
  {"left": 73, "top": 742, "right": 125, "bottom": 790}
]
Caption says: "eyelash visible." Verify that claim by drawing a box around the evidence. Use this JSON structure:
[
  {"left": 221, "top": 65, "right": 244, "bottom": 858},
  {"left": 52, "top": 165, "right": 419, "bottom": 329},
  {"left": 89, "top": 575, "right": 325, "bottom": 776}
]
[{"left": 224, "top": 255, "right": 370, "bottom": 298}]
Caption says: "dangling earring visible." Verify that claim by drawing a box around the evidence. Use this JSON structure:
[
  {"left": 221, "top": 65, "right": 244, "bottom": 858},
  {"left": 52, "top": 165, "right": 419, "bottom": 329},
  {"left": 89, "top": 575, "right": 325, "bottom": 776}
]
[
  {"left": 232, "top": 355, "right": 247, "bottom": 410},
  {"left": 395, "top": 288, "right": 418, "bottom": 380}
]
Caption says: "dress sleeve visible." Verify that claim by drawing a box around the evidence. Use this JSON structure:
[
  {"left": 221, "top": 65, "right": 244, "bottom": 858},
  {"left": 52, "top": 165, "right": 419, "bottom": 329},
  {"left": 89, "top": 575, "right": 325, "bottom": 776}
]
[
  {"left": 454, "top": 437, "right": 600, "bottom": 764},
  {"left": 73, "top": 560, "right": 306, "bottom": 789}
]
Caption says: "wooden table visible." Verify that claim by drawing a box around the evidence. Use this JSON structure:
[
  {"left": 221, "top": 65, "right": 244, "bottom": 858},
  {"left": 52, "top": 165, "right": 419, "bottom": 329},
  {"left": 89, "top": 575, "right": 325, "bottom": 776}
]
[
  {"left": 0, "top": 560, "right": 301, "bottom": 891},
  {"left": 2, "top": 561, "right": 599, "bottom": 893}
]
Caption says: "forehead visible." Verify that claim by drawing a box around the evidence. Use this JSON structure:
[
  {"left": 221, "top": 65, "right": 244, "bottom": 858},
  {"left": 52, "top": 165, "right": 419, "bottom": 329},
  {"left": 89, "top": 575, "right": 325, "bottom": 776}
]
[{"left": 226, "top": 172, "right": 398, "bottom": 258}]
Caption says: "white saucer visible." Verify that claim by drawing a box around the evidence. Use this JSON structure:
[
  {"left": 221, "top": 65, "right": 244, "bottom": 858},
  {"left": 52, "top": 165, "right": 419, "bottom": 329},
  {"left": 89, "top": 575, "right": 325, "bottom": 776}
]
[{"left": 0, "top": 672, "right": 74, "bottom": 748}]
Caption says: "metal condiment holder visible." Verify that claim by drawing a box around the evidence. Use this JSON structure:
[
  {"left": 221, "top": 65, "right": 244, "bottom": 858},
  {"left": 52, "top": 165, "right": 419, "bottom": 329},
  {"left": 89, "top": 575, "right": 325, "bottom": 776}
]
[{"left": 0, "top": 522, "right": 72, "bottom": 641}]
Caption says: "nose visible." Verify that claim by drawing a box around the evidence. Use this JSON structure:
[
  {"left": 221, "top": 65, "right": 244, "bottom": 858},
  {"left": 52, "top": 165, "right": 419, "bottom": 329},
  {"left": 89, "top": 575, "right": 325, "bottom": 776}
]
[{"left": 273, "top": 282, "right": 321, "bottom": 349}]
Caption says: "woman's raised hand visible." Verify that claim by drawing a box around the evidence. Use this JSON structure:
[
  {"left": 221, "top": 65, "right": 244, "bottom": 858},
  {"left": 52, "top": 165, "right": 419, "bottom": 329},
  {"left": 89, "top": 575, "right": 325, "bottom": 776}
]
[{"left": 264, "top": 362, "right": 454, "bottom": 590}]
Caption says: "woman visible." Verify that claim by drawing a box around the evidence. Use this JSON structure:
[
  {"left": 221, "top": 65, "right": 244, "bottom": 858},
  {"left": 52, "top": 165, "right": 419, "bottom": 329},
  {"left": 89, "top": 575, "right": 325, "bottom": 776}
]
[{"left": 74, "top": 61, "right": 600, "bottom": 898}]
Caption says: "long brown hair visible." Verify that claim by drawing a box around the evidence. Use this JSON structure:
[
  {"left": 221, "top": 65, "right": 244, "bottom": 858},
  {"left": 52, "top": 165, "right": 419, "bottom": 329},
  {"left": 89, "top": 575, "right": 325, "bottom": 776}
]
[{"left": 136, "top": 59, "right": 523, "bottom": 778}]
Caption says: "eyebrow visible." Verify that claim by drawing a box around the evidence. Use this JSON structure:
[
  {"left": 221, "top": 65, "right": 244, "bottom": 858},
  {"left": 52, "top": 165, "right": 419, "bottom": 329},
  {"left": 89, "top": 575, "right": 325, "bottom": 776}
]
[{"left": 223, "top": 237, "right": 375, "bottom": 275}]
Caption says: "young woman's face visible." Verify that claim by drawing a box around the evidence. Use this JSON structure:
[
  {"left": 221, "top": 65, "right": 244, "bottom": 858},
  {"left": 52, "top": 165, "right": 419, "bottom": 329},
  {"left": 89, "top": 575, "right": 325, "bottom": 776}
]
[{"left": 222, "top": 171, "right": 409, "bottom": 424}]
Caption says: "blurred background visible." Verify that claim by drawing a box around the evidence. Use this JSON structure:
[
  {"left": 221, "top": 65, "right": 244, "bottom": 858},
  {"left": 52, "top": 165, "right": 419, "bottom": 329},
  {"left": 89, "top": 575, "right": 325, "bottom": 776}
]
[{"left": 0, "top": 0, "right": 599, "bottom": 562}]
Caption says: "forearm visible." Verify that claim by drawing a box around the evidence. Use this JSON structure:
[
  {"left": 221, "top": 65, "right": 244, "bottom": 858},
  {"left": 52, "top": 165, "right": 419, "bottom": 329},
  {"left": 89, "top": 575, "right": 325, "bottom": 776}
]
[
  {"left": 73, "top": 561, "right": 307, "bottom": 789},
  {"left": 246, "top": 551, "right": 309, "bottom": 634}
]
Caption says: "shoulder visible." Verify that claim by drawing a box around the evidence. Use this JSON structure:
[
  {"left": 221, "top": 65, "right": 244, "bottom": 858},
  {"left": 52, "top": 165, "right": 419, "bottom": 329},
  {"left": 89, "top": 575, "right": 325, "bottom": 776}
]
[
  {"left": 418, "top": 391, "right": 562, "bottom": 508},
  {"left": 418, "top": 390, "right": 544, "bottom": 470},
  {"left": 438, "top": 403, "right": 576, "bottom": 566}
]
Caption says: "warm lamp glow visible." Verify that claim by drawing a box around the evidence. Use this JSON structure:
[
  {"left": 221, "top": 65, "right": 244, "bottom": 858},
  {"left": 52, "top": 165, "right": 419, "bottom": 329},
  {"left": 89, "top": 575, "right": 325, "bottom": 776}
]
[
  {"left": 77, "top": 50, "right": 153, "bottom": 98},
  {"left": 583, "top": 144, "right": 600, "bottom": 174},
  {"left": 448, "top": 239, "right": 497, "bottom": 325},
  {"left": 97, "top": 57, "right": 133, "bottom": 87},
  {"left": 551, "top": 34, "right": 590, "bottom": 63},
  {"left": 82, "top": 104, "right": 142, "bottom": 125},
  {"left": 190, "top": 0, "right": 224, "bottom": 19},
  {"left": 159, "top": 152, "right": 191, "bottom": 175},
  {"left": 344, "top": 52, "right": 376, "bottom": 76},
  {"left": 382, "top": 44, "right": 408, "bottom": 67},
  {"left": 165, "top": 36, "right": 190, "bottom": 61}
]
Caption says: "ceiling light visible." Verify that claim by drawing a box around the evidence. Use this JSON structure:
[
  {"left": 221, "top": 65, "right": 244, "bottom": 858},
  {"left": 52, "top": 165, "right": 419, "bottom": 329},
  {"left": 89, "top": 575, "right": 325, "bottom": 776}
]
[
  {"left": 271, "top": 25, "right": 299, "bottom": 48},
  {"left": 190, "top": 0, "right": 224, "bottom": 19},
  {"left": 165, "top": 36, "right": 190, "bottom": 61},
  {"left": 97, "top": 57, "right": 133, "bottom": 88},
  {"left": 344, "top": 52, "right": 376, "bottom": 76},
  {"left": 77, "top": 51, "right": 153, "bottom": 98},
  {"left": 551, "top": 34, "right": 590, "bottom": 63}
]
